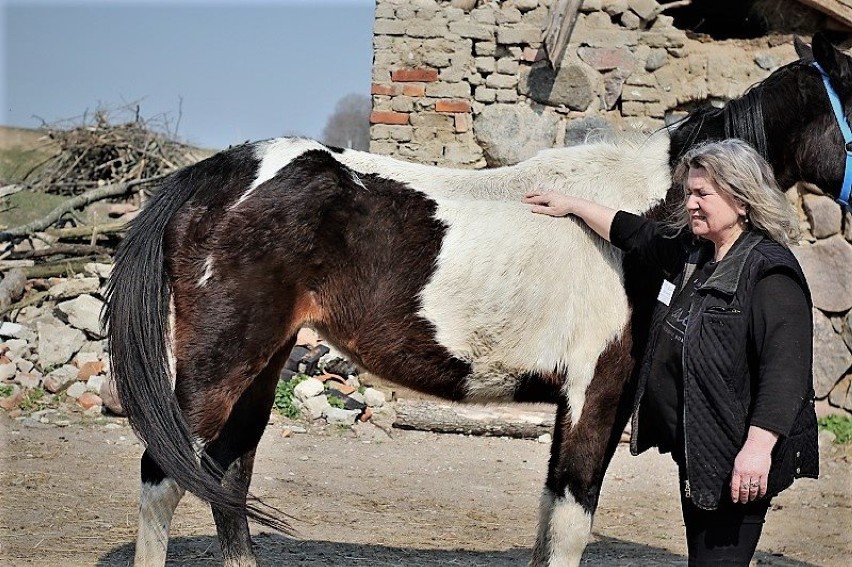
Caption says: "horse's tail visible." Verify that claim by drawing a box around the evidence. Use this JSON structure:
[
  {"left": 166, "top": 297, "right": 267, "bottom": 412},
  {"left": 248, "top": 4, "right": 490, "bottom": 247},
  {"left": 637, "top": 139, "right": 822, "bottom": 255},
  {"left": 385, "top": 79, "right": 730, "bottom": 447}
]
[{"left": 103, "top": 166, "right": 291, "bottom": 532}]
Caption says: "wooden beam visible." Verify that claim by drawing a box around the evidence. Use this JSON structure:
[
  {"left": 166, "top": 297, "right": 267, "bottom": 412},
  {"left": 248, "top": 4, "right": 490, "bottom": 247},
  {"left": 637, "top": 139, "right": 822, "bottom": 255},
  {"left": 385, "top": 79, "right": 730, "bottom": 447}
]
[
  {"left": 543, "top": 0, "right": 583, "bottom": 70},
  {"left": 796, "top": 0, "right": 852, "bottom": 28}
]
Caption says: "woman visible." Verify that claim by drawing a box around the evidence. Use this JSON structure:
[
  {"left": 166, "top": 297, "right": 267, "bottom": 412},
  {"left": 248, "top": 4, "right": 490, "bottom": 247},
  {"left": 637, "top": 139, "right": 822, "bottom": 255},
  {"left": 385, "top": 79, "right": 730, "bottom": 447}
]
[{"left": 523, "top": 139, "right": 819, "bottom": 565}]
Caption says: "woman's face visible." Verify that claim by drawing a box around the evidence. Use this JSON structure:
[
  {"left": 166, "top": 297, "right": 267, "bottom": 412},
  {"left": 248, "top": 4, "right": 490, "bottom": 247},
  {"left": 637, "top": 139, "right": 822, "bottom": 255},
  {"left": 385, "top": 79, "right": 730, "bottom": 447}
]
[{"left": 685, "top": 167, "right": 746, "bottom": 243}]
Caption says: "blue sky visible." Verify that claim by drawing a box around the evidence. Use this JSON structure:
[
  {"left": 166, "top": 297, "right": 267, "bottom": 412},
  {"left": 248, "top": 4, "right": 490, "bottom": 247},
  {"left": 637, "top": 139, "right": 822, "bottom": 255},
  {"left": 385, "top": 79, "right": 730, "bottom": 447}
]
[{"left": 1, "top": 0, "right": 375, "bottom": 149}]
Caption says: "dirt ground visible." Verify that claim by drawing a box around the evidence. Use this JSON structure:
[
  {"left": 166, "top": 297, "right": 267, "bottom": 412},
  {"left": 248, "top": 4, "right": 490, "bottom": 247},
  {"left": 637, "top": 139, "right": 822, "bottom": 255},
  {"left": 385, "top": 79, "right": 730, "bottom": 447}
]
[{"left": 0, "top": 408, "right": 849, "bottom": 567}]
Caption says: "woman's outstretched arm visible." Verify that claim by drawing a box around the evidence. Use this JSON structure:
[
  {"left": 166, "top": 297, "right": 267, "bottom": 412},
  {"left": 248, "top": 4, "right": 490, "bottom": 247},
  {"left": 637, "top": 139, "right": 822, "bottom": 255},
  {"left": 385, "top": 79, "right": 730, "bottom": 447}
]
[{"left": 523, "top": 191, "right": 617, "bottom": 242}]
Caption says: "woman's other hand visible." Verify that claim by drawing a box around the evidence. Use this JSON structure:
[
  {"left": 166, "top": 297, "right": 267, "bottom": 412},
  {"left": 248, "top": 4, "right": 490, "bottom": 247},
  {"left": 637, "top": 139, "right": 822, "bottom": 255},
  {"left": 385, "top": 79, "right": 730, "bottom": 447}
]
[{"left": 730, "top": 426, "right": 779, "bottom": 503}]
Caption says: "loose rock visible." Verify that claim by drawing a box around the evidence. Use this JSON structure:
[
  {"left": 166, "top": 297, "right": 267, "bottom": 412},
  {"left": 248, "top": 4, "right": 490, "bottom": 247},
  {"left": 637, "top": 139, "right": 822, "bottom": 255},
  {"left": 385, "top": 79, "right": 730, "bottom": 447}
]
[
  {"left": 293, "top": 378, "right": 325, "bottom": 402},
  {"left": 78, "top": 391, "right": 103, "bottom": 411},
  {"left": 57, "top": 294, "right": 106, "bottom": 337},
  {"left": 303, "top": 395, "right": 332, "bottom": 420},
  {"left": 47, "top": 277, "right": 100, "bottom": 299},
  {"left": 99, "top": 375, "right": 124, "bottom": 416},
  {"left": 37, "top": 317, "right": 86, "bottom": 368},
  {"left": 364, "top": 387, "right": 387, "bottom": 408},
  {"left": 66, "top": 382, "right": 87, "bottom": 399},
  {"left": 43, "top": 365, "right": 80, "bottom": 394},
  {"left": 324, "top": 407, "right": 360, "bottom": 426}
]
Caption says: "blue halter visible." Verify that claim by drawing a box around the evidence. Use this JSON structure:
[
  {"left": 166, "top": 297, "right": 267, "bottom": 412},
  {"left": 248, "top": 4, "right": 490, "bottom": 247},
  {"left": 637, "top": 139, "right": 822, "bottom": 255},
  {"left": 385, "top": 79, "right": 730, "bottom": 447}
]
[{"left": 812, "top": 62, "right": 852, "bottom": 208}]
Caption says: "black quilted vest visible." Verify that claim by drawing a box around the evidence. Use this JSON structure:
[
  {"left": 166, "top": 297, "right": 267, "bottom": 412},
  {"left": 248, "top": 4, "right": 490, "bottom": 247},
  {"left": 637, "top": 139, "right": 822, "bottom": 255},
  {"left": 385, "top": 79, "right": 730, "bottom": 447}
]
[{"left": 630, "top": 230, "right": 819, "bottom": 510}]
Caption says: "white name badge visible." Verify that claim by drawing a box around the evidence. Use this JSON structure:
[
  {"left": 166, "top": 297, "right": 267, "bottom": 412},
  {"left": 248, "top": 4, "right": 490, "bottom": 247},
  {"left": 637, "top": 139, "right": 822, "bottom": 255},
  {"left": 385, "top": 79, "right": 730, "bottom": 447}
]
[{"left": 657, "top": 279, "right": 676, "bottom": 306}]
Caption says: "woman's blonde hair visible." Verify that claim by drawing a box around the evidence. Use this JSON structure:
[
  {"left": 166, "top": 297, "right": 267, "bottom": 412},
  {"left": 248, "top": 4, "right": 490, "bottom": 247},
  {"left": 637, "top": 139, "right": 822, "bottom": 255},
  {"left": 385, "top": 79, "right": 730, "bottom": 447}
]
[{"left": 670, "top": 139, "right": 801, "bottom": 247}]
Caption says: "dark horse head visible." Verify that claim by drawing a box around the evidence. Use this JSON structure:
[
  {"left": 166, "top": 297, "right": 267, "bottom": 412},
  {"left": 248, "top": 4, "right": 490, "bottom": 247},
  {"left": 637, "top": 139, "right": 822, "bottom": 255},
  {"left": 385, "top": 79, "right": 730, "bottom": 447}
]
[{"left": 670, "top": 33, "right": 852, "bottom": 206}]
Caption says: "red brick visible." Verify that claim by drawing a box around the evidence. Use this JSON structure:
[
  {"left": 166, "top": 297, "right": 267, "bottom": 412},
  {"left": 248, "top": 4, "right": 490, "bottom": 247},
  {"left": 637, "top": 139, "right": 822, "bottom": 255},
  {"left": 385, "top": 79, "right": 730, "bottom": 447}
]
[
  {"left": 78, "top": 392, "right": 102, "bottom": 410},
  {"left": 391, "top": 68, "right": 439, "bottom": 82},
  {"left": 435, "top": 100, "right": 471, "bottom": 113},
  {"left": 371, "top": 83, "right": 399, "bottom": 96},
  {"left": 370, "top": 111, "right": 409, "bottom": 125},
  {"left": 78, "top": 361, "right": 105, "bottom": 381},
  {"left": 327, "top": 381, "right": 357, "bottom": 396},
  {"left": 402, "top": 84, "right": 426, "bottom": 97},
  {"left": 455, "top": 113, "right": 470, "bottom": 133}
]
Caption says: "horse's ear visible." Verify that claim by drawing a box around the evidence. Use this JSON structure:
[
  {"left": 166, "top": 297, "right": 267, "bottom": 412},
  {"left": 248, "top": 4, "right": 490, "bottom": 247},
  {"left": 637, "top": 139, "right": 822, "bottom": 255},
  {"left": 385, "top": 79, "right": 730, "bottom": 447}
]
[
  {"left": 813, "top": 32, "right": 852, "bottom": 91},
  {"left": 794, "top": 36, "right": 812, "bottom": 60}
]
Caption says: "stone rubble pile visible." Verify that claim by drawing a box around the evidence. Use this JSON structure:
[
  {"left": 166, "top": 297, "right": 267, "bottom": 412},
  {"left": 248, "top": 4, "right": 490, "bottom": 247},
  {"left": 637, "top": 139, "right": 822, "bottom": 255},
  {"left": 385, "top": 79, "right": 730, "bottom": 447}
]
[
  {"left": 292, "top": 374, "right": 388, "bottom": 426},
  {"left": 282, "top": 333, "right": 390, "bottom": 427},
  {"left": 0, "top": 263, "right": 118, "bottom": 418}
]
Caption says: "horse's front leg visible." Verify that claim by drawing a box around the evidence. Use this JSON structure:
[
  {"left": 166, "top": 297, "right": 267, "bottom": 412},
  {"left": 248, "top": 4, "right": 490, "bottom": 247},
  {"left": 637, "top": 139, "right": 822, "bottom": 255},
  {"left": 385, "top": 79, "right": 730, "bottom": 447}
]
[{"left": 530, "top": 339, "right": 636, "bottom": 567}]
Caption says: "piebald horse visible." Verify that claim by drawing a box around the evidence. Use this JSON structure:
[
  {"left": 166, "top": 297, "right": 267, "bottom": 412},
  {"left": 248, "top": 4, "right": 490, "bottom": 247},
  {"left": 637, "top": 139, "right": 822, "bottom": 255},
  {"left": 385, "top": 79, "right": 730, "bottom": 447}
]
[{"left": 105, "top": 35, "right": 851, "bottom": 566}]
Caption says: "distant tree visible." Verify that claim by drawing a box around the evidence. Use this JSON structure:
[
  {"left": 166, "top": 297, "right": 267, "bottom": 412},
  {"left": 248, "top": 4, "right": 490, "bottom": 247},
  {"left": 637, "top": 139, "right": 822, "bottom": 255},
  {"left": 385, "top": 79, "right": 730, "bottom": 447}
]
[{"left": 320, "top": 93, "right": 371, "bottom": 150}]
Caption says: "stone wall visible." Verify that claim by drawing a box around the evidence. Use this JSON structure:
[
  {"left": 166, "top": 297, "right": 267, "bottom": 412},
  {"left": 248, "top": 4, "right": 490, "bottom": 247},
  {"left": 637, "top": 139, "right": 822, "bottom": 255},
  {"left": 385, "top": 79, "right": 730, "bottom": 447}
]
[
  {"left": 791, "top": 189, "right": 852, "bottom": 412},
  {"left": 370, "top": 0, "right": 798, "bottom": 167},
  {"left": 369, "top": 0, "right": 851, "bottom": 412}
]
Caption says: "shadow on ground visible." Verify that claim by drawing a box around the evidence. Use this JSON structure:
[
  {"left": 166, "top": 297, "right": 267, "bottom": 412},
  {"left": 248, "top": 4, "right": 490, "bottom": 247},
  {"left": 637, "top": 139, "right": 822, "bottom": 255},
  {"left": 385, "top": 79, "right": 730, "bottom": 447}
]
[{"left": 95, "top": 533, "right": 817, "bottom": 566}]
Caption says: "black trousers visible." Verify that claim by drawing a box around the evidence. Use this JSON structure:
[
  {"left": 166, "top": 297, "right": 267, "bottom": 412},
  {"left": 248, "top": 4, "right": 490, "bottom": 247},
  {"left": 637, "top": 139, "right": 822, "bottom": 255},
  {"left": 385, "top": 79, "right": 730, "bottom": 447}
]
[{"left": 679, "top": 485, "right": 771, "bottom": 566}]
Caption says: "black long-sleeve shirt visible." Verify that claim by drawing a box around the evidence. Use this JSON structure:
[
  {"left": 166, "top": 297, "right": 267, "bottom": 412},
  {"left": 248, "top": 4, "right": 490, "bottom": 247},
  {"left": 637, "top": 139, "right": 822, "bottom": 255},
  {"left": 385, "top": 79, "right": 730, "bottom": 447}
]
[{"left": 610, "top": 211, "right": 811, "bottom": 445}]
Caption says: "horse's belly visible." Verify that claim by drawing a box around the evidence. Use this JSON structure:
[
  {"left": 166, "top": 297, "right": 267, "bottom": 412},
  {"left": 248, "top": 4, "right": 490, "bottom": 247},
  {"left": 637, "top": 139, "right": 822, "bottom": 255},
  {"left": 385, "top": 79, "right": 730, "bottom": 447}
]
[{"left": 419, "top": 203, "right": 630, "bottom": 399}]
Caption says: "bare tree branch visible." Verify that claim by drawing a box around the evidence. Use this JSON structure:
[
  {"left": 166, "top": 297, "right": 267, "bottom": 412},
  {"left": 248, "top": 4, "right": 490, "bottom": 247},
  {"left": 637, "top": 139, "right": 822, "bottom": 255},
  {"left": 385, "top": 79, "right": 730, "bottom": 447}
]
[{"left": 0, "top": 174, "right": 167, "bottom": 241}]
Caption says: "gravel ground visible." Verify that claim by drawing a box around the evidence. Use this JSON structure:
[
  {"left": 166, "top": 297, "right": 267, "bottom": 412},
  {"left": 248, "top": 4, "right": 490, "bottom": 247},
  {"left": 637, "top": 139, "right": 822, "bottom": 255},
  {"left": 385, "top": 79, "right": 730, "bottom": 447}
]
[{"left": 0, "top": 409, "right": 849, "bottom": 566}]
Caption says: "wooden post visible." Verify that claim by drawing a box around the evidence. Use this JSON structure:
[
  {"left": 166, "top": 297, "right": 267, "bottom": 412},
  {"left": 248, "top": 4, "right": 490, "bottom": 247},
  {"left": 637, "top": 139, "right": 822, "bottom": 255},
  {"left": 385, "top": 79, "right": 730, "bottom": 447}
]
[
  {"left": 543, "top": 0, "right": 583, "bottom": 70},
  {"left": 795, "top": 0, "right": 852, "bottom": 29}
]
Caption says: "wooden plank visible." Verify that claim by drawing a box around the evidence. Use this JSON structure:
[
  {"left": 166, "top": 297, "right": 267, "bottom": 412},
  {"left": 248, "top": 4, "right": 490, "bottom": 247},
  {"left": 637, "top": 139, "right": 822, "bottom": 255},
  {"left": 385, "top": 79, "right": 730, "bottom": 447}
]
[
  {"left": 543, "top": 0, "right": 583, "bottom": 70},
  {"left": 796, "top": 0, "right": 852, "bottom": 28}
]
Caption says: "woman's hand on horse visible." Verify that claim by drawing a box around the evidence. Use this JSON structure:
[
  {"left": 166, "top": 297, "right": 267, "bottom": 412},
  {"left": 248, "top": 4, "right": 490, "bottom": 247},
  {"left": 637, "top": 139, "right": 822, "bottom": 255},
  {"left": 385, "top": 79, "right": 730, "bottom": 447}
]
[
  {"left": 523, "top": 192, "right": 616, "bottom": 243},
  {"left": 523, "top": 191, "right": 581, "bottom": 217},
  {"left": 730, "top": 426, "right": 778, "bottom": 503}
]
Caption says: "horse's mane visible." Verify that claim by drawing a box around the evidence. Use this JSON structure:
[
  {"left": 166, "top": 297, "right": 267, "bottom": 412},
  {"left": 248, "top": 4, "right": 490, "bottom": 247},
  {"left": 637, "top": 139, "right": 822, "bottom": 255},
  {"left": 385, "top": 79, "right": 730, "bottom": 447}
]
[
  {"left": 671, "top": 60, "right": 811, "bottom": 164},
  {"left": 334, "top": 131, "right": 671, "bottom": 213}
]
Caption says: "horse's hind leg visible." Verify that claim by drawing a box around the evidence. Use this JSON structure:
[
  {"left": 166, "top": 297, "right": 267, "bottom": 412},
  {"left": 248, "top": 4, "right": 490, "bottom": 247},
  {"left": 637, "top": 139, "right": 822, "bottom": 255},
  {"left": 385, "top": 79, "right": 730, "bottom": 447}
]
[
  {"left": 141, "top": 270, "right": 308, "bottom": 565},
  {"left": 134, "top": 451, "right": 185, "bottom": 566},
  {"left": 131, "top": 343, "right": 288, "bottom": 567},
  {"left": 203, "top": 343, "right": 293, "bottom": 567},
  {"left": 132, "top": 356, "right": 284, "bottom": 567}
]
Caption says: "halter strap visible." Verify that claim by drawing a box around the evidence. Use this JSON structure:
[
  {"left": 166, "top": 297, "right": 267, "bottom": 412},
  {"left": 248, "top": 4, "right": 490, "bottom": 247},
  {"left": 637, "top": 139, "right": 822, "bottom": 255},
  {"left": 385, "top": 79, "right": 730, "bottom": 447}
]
[{"left": 812, "top": 62, "right": 852, "bottom": 208}]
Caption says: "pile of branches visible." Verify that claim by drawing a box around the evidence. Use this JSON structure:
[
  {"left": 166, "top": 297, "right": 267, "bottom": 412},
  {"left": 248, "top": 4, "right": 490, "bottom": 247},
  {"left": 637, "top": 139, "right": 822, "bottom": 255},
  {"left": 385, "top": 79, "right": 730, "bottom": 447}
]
[
  {"left": 0, "top": 107, "right": 210, "bottom": 283},
  {"left": 29, "top": 108, "right": 199, "bottom": 196}
]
